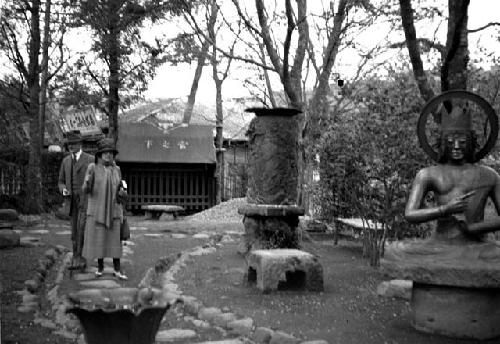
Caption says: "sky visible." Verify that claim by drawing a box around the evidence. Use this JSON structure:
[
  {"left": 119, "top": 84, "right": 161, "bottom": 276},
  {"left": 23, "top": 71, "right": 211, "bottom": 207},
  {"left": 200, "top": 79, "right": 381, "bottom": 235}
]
[
  {"left": 143, "top": 1, "right": 500, "bottom": 104},
  {"left": 0, "top": 1, "right": 498, "bottom": 105}
]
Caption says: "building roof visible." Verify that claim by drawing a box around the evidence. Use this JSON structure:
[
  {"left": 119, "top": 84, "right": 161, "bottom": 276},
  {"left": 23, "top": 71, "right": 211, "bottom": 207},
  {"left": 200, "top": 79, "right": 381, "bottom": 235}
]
[
  {"left": 116, "top": 122, "right": 216, "bottom": 164},
  {"left": 120, "top": 98, "right": 254, "bottom": 141}
]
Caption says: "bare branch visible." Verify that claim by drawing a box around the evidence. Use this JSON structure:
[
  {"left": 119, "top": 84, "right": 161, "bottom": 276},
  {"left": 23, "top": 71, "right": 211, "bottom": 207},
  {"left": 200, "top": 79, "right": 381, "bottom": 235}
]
[
  {"left": 389, "top": 38, "right": 445, "bottom": 54},
  {"left": 255, "top": 0, "right": 282, "bottom": 76},
  {"left": 84, "top": 61, "right": 108, "bottom": 96},
  {"left": 468, "top": 21, "right": 500, "bottom": 33},
  {"left": 230, "top": 0, "right": 262, "bottom": 37}
]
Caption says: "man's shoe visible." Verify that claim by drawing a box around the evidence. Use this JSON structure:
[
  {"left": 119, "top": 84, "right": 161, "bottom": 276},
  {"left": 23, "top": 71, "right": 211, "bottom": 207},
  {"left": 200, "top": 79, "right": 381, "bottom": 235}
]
[
  {"left": 113, "top": 271, "right": 128, "bottom": 280},
  {"left": 95, "top": 270, "right": 103, "bottom": 277}
]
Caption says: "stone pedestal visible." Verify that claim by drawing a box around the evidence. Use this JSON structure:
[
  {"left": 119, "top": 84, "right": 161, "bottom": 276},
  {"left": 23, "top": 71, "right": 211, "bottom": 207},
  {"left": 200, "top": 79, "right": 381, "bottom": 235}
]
[
  {"left": 412, "top": 283, "right": 500, "bottom": 340},
  {"left": 238, "top": 204, "right": 304, "bottom": 254},
  {"left": 246, "top": 249, "right": 323, "bottom": 293},
  {"left": 382, "top": 240, "right": 500, "bottom": 340}
]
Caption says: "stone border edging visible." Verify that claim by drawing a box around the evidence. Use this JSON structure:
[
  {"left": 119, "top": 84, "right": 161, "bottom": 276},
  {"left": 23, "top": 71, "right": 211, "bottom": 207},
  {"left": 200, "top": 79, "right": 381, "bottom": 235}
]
[
  {"left": 146, "top": 233, "right": 329, "bottom": 344},
  {"left": 15, "top": 244, "right": 82, "bottom": 341}
]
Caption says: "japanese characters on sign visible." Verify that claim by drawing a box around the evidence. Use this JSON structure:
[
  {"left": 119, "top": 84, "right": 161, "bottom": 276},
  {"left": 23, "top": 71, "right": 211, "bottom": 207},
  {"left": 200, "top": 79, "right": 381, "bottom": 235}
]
[
  {"left": 144, "top": 139, "right": 189, "bottom": 150},
  {"left": 62, "top": 106, "right": 102, "bottom": 136}
]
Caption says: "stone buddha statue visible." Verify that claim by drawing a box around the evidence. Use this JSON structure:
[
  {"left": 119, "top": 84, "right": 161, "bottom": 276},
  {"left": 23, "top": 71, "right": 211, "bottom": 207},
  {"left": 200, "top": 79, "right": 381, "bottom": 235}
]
[
  {"left": 385, "top": 93, "right": 500, "bottom": 266},
  {"left": 382, "top": 91, "right": 500, "bottom": 340}
]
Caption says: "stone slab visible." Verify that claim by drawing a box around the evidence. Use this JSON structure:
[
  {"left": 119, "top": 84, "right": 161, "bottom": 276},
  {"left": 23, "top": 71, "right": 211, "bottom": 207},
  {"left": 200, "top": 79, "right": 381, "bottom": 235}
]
[
  {"left": 0, "top": 221, "right": 13, "bottom": 229},
  {"left": 238, "top": 204, "right": 305, "bottom": 217},
  {"left": 412, "top": 283, "right": 500, "bottom": 340},
  {"left": 246, "top": 249, "right": 323, "bottom": 292},
  {"left": 79, "top": 280, "right": 122, "bottom": 289},
  {"left": 0, "top": 209, "right": 19, "bottom": 222},
  {"left": 142, "top": 204, "right": 184, "bottom": 220},
  {"left": 142, "top": 204, "right": 184, "bottom": 211},
  {"left": 156, "top": 329, "right": 197, "bottom": 342},
  {"left": 382, "top": 240, "right": 500, "bottom": 288},
  {"left": 0, "top": 230, "right": 20, "bottom": 248},
  {"left": 377, "top": 279, "right": 412, "bottom": 300}
]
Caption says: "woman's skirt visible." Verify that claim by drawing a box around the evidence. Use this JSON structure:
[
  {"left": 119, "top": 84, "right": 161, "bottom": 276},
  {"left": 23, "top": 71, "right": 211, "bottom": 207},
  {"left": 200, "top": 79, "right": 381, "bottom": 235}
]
[{"left": 82, "top": 216, "right": 122, "bottom": 260}]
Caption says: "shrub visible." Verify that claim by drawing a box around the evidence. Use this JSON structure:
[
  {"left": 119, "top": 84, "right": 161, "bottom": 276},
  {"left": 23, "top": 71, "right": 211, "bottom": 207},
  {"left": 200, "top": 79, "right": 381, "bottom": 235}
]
[{"left": 314, "top": 72, "right": 431, "bottom": 266}]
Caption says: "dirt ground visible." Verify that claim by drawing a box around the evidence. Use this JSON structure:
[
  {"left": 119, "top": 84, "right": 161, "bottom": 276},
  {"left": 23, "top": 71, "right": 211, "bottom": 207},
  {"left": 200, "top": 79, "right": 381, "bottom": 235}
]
[
  {"left": 175, "top": 235, "right": 500, "bottom": 344},
  {"left": 2, "top": 207, "right": 500, "bottom": 344}
]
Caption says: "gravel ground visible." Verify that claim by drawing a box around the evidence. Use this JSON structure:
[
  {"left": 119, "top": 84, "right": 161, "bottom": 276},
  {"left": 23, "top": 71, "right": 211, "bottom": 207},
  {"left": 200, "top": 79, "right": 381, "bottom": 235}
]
[{"left": 186, "top": 198, "right": 246, "bottom": 223}]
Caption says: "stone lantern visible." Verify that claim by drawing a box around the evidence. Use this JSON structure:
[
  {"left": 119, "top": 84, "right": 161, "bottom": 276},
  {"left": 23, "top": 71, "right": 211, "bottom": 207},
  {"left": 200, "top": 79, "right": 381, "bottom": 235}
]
[{"left": 238, "top": 107, "right": 305, "bottom": 254}]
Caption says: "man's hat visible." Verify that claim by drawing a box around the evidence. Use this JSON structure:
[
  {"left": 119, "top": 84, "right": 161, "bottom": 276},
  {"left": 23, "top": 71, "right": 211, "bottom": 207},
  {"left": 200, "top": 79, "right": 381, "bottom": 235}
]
[
  {"left": 64, "top": 130, "right": 83, "bottom": 145},
  {"left": 440, "top": 102, "right": 471, "bottom": 132},
  {"left": 96, "top": 138, "right": 118, "bottom": 155}
]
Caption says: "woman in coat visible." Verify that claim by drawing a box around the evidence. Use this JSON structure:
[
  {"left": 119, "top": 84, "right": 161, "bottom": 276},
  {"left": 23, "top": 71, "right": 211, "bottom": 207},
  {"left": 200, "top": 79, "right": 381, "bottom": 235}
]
[{"left": 82, "top": 138, "right": 128, "bottom": 280}]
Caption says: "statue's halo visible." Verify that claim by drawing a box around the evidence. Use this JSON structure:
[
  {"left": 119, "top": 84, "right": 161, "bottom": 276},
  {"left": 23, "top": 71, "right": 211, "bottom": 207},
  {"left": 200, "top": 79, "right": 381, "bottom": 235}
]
[{"left": 417, "top": 90, "right": 498, "bottom": 162}]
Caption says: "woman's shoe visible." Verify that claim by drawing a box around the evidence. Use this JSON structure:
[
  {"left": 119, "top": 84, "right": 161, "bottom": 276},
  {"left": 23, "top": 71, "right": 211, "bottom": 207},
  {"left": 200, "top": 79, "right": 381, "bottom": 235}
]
[
  {"left": 95, "top": 270, "right": 103, "bottom": 277},
  {"left": 113, "top": 270, "right": 128, "bottom": 280}
]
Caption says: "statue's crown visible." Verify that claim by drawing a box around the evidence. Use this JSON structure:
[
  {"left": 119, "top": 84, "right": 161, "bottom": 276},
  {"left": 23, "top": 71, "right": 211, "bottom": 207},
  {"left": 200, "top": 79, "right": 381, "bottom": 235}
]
[{"left": 441, "top": 103, "right": 471, "bottom": 132}]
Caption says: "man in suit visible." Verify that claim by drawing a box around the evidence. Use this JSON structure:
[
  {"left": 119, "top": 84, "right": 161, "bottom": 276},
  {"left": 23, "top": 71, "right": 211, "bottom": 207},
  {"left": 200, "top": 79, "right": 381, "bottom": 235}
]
[{"left": 58, "top": 131, "right": 94, "bottom": 270}]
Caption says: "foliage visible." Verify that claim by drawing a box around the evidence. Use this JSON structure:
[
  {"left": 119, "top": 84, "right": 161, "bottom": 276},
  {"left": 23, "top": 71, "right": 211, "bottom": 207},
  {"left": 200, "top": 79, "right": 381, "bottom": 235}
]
[
  {"left": 0, "top": 148, "right": 64, "bottom": 213},
  {"left": 55, "top": 0, "right": 199, "bottom": 140},
  {"left": 315, "top": 71, "right": 432, "bottom": 266}
]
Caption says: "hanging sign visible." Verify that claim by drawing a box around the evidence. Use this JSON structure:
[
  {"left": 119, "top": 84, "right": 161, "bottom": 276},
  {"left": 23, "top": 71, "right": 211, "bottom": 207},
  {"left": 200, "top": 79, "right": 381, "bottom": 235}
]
[{"left": 62, "top": 106, "right": 102, "bottom": 136}]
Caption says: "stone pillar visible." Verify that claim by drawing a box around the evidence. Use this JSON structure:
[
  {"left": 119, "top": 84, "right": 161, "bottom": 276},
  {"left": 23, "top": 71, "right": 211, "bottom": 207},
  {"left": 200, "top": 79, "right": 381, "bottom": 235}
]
[
  {"left": 238, "top": 108, "right": 304, "bottom": 255},
  {"left": 245, "top": 107, "right": 300, "bottom": 204}
]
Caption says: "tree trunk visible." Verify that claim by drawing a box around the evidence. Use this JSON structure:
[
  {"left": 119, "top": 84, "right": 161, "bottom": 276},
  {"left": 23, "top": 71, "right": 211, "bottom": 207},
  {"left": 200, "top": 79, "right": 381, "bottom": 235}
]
[
  {"left": 206, "top": 0, "right": 224, "bottom": 204},
  {"left": 39, "top": 0, "right": 51, "bottom": 150},
  {"left": 300, "top": 0, "right": 347, "bottom": 211},
  {"left": 107, "top": 10, "right": 120, "bottom": 142},
  {"left": 441, "top": 0, "right": 469, "bottom": 91},
  {"left": 399, "top": 0, "right": 435, "bottom": 101},
  {"left": 214, "top": 78, "right": 224, "bottom": 204},
  {"left": 26, "top": 0, "right": 43, "bottom": 213},
  {"left": 182, "top": 3, "right": 218, "bottom": 124}
]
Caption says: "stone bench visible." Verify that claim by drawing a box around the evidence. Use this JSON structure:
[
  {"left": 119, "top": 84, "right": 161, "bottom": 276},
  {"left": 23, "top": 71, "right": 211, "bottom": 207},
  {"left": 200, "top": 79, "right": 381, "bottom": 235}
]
[
  {"left": 333, "top": 217, "right": 384, "bottom": 244},
  {"left": 141, "top": 205, "right": 184, "bottom": 220},
  {"left": 246, "top": 249, "right": 323, "bottom": 293},
  {"left": 0, "top": 209, "right": 20, "bottom": 248}
]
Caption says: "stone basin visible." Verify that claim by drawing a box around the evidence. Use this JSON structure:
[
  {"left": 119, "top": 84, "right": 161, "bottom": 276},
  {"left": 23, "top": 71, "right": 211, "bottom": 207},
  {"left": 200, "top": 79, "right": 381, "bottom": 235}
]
[{"left": 66, "top": 287, "right": 178, "bottom": 344}]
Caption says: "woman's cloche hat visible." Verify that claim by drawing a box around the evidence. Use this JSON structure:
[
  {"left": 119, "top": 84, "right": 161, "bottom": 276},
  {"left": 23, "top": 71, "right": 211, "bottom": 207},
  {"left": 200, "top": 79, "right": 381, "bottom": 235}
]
[{"left": 96, "top": 137, "right": 118, "bottom": 155}]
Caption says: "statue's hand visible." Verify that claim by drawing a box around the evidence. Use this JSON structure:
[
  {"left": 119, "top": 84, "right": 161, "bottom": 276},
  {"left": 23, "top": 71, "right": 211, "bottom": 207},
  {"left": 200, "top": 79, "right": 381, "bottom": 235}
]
[{"left": 441, "top": 191, "right": 475, "bottom": 215}]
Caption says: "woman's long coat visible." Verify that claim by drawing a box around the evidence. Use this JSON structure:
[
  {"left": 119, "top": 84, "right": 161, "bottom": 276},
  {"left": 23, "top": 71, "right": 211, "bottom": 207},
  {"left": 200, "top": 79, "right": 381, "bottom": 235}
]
[{"left": 82, "top": 162, "right": 124, "bottom": 260}]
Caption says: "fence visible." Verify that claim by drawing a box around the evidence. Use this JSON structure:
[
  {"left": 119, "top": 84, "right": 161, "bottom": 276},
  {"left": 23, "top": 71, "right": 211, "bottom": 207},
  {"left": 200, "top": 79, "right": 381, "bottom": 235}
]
[
  {"left": 223, "top": 162, "right": 247, "bottom": 200},
  {"left": 120, "top": 163, "right": 216, "bottom": 214},
  {"left": 0, "top": 161, "right": 23, "bottom": 196}
]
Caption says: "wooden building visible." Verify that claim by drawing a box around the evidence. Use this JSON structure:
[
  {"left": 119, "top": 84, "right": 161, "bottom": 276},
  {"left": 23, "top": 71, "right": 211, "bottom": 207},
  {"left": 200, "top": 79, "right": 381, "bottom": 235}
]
[
  {"left": 117, "top": 122, "right": 216, "bottom": 214},
  {"left": 222, "top": 138, "right": 248, "bottom": 200}
]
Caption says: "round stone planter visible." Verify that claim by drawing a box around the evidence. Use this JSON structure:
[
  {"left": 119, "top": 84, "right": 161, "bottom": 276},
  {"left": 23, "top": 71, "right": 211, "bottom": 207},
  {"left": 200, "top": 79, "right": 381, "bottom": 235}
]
[
  {"left": 67, "top": 287, "right": 172, "bottom": 344},
  {"left": 412, "top": 283, "right": 500, "bottom": 340}
]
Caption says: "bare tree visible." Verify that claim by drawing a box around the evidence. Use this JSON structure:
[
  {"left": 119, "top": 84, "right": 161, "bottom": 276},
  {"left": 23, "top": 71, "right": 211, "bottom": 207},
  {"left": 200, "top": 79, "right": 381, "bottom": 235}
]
[
  {"left": 399, "top": 0, "right": 472, "bottom": 100},
  {"left": 182, "top": 1, "right": 219, "bottom": 124}
]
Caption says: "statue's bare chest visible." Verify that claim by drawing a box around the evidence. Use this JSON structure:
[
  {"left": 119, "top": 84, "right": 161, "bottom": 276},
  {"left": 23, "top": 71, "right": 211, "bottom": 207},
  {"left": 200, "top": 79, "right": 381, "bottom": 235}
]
[{"left": 434, "top": 165, "right": 493, "bottom": 200}]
